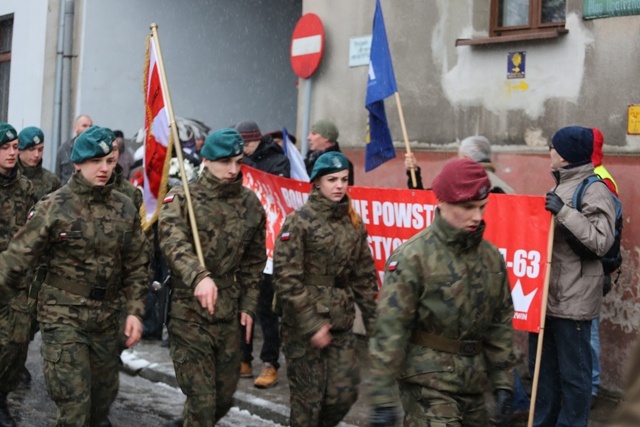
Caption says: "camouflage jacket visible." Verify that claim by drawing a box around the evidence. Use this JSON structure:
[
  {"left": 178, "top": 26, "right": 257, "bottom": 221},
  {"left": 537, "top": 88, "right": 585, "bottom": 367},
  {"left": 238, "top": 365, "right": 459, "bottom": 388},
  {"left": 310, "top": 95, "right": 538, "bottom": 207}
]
[
  {"left": 17, "top": 158, "right": 61, "bottom": 202},
  {"left": 112, "top": 163, "right": 142, "bottom": 211},
  {"left": 0, "top": 168, "right": 34, "bottom": 297},
  {"left": 0, "top": 172, "right": 149, "bottom": 325},
  {"left": 273, "top": 188, "right": 378, "bottom": 341},
  {"left": 158, "top": 168, "right": 266, "bottom": 322},
  {"left": 368, "top": 209, "right": 514, "bottom": 406}
]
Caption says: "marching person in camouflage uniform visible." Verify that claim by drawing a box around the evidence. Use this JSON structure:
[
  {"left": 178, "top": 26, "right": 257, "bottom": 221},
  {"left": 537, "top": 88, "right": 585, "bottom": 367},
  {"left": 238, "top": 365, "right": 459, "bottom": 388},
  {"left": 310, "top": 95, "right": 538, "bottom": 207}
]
[
  {"left": 158, "top": 128, "right": 266, "bottom": 426},
  {"left": 368, "top": 158, "right": 515, "bottom": 427},
  {"left": 273, "top": 151, "right": 378, "bottom": 427},
  {"left": 0, "top": 125, "right": 149, "bottom": 427},
  {"left": 0, "top": 122, "right": 35, "bottom": 427},
  {"left": 17, "top": 126, "right": 62, "bottom": 386},
  {"left": 17, "top": 126, "right": 61, "bottom": 201}
]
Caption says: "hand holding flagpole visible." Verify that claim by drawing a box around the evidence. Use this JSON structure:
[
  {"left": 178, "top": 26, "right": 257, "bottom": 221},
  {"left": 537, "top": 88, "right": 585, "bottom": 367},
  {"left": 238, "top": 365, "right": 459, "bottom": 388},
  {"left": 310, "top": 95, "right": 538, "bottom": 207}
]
[{"left": 394, "top": 92, "right": 417, "bottom": 188}]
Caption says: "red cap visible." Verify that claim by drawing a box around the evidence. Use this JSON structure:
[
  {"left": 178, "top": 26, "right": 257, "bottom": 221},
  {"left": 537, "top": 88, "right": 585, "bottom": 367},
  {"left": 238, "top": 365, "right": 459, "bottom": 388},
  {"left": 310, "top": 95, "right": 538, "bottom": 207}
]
[
  {"left": 432, "top": 158, "right": 491, "bottom": 203},
  {"left": 591, "top": 128, "right": 604, "bottom": 167}
]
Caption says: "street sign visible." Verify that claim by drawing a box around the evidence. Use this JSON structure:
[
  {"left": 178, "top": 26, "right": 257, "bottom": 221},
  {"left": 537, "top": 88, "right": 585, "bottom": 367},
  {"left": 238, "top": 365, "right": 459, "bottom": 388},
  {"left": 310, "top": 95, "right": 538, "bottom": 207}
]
[{"left": 290, "top": 13, "right": 325, "bottom": 79}]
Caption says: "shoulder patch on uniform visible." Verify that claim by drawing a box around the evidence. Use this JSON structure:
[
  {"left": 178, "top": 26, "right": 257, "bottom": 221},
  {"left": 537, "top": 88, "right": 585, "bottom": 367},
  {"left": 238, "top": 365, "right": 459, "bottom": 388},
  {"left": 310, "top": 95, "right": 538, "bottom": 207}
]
[
  {"left": 163, "top": 194, "right": 175, "bottom": 204},
  {"left": 27, "top": 210, "right": 36, "bottom": 220},
  {"left": 280, "top": 232, "right": 291, "bottom": 241},
  {"left": 387, "top": 260, "right": 399, "bottom": 272}
]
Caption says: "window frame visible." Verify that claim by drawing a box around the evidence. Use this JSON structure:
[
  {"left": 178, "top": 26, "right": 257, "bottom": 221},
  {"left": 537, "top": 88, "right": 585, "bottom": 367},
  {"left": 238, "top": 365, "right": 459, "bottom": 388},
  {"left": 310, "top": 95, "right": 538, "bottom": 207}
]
[
  {"left": 490, "top": 0, "right": 566, "bottom": 37},
  {"left": 0, "top": 14, "right": 13, "bottom": 122}
]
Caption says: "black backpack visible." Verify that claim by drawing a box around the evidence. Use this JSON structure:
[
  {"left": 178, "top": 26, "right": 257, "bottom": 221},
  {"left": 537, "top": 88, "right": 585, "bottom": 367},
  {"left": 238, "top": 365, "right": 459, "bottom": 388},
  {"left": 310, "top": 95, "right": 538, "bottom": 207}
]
[{"left": 559, "top": 174, "right": 623, "bottom": 276}]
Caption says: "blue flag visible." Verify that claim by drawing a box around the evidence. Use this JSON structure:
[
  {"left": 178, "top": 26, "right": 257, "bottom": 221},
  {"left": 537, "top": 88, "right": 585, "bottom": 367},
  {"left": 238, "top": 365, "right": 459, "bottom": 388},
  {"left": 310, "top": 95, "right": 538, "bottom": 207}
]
[{"left": 365, "top": 0, "right": 397, "bottom": 172}]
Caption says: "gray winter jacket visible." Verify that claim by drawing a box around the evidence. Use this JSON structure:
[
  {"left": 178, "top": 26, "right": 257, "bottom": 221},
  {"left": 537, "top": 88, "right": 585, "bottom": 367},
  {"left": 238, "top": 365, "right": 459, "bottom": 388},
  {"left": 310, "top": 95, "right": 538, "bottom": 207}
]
[{"left": 547, "top": 162, "right": 616, "bottom": 320}]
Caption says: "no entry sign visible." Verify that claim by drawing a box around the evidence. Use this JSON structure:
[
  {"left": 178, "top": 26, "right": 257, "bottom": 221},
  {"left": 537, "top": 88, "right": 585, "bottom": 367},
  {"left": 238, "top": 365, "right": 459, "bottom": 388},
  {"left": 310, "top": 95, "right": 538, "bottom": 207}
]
[{"left": 290, "top": 13, "right": 325, "bottom": 79}]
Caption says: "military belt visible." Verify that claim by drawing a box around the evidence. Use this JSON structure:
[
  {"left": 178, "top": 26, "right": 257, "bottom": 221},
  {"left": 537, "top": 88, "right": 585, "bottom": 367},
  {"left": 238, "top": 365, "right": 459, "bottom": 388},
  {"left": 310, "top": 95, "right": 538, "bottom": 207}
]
[
  {"left": 305, "top": 274, "right": 348, "bottom": 288},
  {"left": 409, "top": 331, "right": 482, "bottom": 357},
  {"left": 44, "top": 272, "right": 119, "bottom": 301}
]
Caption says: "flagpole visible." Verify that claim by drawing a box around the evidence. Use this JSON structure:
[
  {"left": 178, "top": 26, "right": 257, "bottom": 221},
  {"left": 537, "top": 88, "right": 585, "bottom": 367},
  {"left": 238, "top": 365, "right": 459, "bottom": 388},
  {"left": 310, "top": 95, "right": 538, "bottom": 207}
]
[
  {"left": 394, "top": 92, "right": 417, "bottom": 187},
  {"left": 527, "top": 222, "right": 555, "bottom": 427},
  {"left": 150, "top": 23, "right": 205, "bottom": 266}
]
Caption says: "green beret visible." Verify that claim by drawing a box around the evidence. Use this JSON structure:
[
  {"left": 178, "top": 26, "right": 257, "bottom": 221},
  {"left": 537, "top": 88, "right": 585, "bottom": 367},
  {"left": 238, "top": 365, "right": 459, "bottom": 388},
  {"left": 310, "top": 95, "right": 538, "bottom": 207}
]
[
  {"left": 311, "top": 119, "right": 339, "bottom": 143},
  {"left": 201, "top": 128, "right": 244, "bottom": 161},
  {"left": 18, "top": 126, "right": 45, "bottom": 150},
  {"left": 70, "top": 125, "right": 114, "bottom": 163},
  {"left": 0, "top": 122, "right": 18, "bottom": 146},
  {"left": 309, "top": 152, "right": 349, "bottom": 182}
]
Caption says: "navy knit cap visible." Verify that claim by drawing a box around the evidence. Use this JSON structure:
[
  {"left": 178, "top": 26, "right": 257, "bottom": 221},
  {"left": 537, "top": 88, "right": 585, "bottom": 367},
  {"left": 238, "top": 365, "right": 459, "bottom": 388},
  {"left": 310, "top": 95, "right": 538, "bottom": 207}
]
[
  {"left": 70, "top": 125, "right": 114, "bottom": 163},
  {"left": 18, "top": 126, "right": 45, "bottom": 150},
  {"left": 234, "top": 120, "right": 262, "bottom": 143},
  {"left": 201, "top": 128, "right": 244, "bottom": 161},
  {"left": 0, "top": 122, "right": 18, "bottom": 146},
  {"left": 309, "top": 152, "right": 349, "bottom": 182},
  {"left": 551, "top": 126, "right": 594, "bottom": 165}
]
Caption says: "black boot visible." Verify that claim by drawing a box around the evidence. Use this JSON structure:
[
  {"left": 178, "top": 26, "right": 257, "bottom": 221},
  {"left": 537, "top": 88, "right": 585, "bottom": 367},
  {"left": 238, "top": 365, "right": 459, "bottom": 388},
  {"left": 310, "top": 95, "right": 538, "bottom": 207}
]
[
  {"left": 19, "top": 367, "right": 31, "bottom": 386},
  {"left": 99, "top": 418, "right": 113, "bottom": 427},
  {"left": 0, "top": 393, "right": 16, "bottom": 427}
]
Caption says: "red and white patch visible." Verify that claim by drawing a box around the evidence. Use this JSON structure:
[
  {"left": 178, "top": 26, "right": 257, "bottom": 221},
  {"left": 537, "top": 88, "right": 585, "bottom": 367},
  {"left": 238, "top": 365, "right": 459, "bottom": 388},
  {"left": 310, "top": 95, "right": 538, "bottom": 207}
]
[
  {"left": 27, "top": 210, "right": 36, "bottom": 219},
  {"left": 163, "top": 194, "right": 175, "bottom": 204},
  {"left": 280, "top": 232, "right": 291, "bottom": 241},
  {"left": 387, "top": 260, "right": 398, "bottom": 271},
  {"left": 59, "top": 232, "right": 68, "bottom": 239}
]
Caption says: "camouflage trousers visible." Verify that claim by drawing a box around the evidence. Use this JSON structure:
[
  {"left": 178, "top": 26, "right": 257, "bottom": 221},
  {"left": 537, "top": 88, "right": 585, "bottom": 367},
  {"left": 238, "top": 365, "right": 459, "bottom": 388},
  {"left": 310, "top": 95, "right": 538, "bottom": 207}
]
[
  {"left": 168, "top": 316, "right": 241, "bottom": 427},
  {"left": 399, "top": 381, "right": 488, "bottom": 426},
  {"left": 0, "top": 296, "right": 32, "bottom": 393},
  {"left": 40, "top": 322, "right": 120, "bottom": 427},
  {"left": 284, "top": 330, "right": 360, "bottom": 427}
]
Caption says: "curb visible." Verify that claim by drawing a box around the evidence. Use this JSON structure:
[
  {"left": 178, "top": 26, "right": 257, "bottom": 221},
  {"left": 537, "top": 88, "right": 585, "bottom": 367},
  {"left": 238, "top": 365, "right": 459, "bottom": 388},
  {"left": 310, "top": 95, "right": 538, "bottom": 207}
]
[{"left": 120, "top": 351, "right": 294, "bottom": 425}]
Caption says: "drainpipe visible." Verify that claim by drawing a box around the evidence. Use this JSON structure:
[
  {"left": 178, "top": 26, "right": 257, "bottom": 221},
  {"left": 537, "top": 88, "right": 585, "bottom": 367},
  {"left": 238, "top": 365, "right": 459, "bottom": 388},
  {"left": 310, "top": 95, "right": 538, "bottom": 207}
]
[{"left": 49, "top": 0, "right": 74, "bottom": 173}]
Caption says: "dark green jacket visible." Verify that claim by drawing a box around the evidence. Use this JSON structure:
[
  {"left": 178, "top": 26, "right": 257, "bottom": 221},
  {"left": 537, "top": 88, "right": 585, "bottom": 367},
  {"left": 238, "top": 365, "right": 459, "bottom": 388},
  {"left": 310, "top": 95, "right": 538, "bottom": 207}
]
[
  {"left": 112, "top": 163, "right": 142, "bottom": 211},
  {"left": 17, "top": 158, "right": 61, "bottom": 202},
  {"left": 0, "top": 168, "right": 33, "bottom": 255},
  {"left": 0, "top": 172, "right": 149, "bottom": 325},
  {"left": 273, "top": 188, "right": 378, "bottom": 344},
  {"left": 368, "top": 209, "right": 514, "bottom": 406},
  {"left": 158, "top": 169, "right": 266, "bottom": 322},
  {"left": 0, "top": 168, "right": 34, "bottom": 342}
]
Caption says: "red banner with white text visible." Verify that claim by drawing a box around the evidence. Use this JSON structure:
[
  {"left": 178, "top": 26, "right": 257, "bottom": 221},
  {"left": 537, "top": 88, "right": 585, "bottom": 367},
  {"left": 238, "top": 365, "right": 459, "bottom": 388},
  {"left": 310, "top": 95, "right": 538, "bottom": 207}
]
[{"left": 243, "top": 166, "right": 552, "bottom": 333}]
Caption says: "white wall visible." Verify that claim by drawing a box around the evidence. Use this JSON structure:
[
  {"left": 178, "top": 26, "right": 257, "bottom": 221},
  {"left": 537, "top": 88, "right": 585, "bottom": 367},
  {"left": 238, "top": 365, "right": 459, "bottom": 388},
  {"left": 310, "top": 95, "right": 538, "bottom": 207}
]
[
  {"left": 1, "top": 0, "right": 49, "bottom": 130},
  {"left": 78, "top": 0, "right": 302, "bottom": 139}
]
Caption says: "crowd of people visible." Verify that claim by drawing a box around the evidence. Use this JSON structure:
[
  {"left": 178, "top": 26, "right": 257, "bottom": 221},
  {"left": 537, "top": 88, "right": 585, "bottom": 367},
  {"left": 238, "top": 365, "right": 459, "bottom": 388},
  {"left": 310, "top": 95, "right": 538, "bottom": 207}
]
[{"left": 0, "top": 114, "right": 626, "bottom": 427}]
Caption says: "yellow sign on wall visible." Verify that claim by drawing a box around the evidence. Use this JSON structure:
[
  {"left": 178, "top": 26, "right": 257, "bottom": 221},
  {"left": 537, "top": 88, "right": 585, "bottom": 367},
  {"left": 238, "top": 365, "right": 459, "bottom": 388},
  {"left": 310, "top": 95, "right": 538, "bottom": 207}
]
[{"left": 628, "top": 105, "right": 640, "bottom": 135}]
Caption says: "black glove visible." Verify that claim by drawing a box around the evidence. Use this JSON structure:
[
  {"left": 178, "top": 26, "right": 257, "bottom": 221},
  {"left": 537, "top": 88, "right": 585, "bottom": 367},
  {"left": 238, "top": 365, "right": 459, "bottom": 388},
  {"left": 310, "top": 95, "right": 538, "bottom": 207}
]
[
  {"left": 369, "top": 406, "right": 399, "bottom": 427},
  {"left": 492, "top": 389, "right": 513, "bottom": 427},
  {"left": 545, "top": 192, "right": 564, "bottom": 215}
]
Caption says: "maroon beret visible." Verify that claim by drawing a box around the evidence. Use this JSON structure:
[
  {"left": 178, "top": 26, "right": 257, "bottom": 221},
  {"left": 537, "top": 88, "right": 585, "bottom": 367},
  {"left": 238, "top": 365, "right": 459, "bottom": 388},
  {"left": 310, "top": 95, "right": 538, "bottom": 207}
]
[{"left": 432, "top": 158, "right": 491, "bottom": 203}]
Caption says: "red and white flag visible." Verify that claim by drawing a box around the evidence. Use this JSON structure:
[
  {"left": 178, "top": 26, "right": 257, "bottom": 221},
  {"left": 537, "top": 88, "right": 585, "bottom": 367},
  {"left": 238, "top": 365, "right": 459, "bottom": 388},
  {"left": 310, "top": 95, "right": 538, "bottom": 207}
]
[{"left": 141, "top": 34, "right": 173, "bottom": 230}]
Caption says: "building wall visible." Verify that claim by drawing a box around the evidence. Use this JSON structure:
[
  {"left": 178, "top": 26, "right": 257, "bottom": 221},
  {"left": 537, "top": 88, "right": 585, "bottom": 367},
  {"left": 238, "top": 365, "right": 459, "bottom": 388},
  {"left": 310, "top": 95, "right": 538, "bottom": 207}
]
[
  {"left": 300, "top": 0, "right": 640, "bottom": 395},
  {"left": 79, "top": 0, "right": 302, "bottom": 139},
  {"left": 5, "top": 0, "right": 302, "bottom": 170},
  {"left": 1, "top": 0, "right": 49, "bottom": 130}
]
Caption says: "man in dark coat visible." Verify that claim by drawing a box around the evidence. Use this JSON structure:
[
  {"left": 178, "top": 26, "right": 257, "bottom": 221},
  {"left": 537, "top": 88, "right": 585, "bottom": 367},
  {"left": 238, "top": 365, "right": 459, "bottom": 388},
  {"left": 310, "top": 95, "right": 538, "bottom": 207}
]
[
  {"left": 236, "top": 120, "right": 290, "bottom": 177},
  {"left": 55, "top": 114, "right": 93, "bottom": 185},
  {"left": 305, "top": 119, "right": 354, "bottom": 185},
  {"left": 234, "top": 120, "right": 288, "bottom": 388}
]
